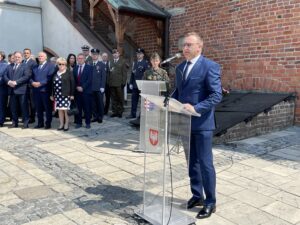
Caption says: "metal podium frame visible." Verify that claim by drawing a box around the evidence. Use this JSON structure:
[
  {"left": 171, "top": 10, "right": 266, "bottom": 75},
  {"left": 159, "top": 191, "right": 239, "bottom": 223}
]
[{"left": 135, "top": 92, "right": 200, "bottom": 225}]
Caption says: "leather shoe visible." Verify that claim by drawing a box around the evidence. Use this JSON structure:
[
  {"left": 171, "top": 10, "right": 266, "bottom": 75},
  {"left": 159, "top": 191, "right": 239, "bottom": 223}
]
[
  {"left": 29, "top": 118, "right": 35, "bottom": 124},
  {"left": 91, "top": 118, "right": 98, "bottom": 123},
  {"left": 57, "top": 127, "right": 64, "bottom": 131},
  {"left": 34, "top": 124, "right": 44, "bottom": 129},
  {"left": 196, "top": 205, "right": 216, "bottom": 219},
  {"left": 86, "top": 124, "right": 91, "bottom": 129},
  {"left": 98, "top": 119, "right": 102, "bottom": 123},
  {"left": 117, "top": 114, "right": 122, "bottom": 118},
  {"left": 63, "top": 127, "right": 69, "bottom": 131},
  {"left": 45, "top": 125, "right": 51, "bottom": 129},
  {"left": 187, "top": 197, "right": 204, "bottom": 209},
  {"left": 75, "top": 124, "right": 82, "bottom": 129}
]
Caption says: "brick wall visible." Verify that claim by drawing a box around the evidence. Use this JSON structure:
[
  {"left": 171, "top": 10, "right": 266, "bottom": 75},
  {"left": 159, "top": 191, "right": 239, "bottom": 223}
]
[
  {"left": 150, "top": 0, "right": 300, "bottom": 124},
  {"left": 214, "top": 100, "right": 295, "bottom": 143},
  {"left": 131, "top": 18, "right": 161, "bottom": 56}
]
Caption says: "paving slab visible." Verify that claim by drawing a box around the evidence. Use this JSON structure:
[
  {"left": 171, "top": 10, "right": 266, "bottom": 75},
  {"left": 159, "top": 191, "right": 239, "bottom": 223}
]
[{"left": 0, "top": 118, "right": 299, "bottom": 225}]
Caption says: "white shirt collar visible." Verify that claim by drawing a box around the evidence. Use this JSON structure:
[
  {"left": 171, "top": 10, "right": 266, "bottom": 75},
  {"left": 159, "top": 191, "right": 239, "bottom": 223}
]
[{"left": 189, "top": 54, "right": 201, "bottom": 65}]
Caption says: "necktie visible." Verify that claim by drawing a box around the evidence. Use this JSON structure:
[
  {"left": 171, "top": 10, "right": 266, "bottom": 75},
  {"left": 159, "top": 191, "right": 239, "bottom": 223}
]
[
  {"left": 13, "top": 64, "right": 18, "bottom": 74},
  {"left": 182, "top": 61, "right": 192, "bottom": 81},
  {"left": 93, "top": 62, "right": 96, "bottom": 66},
  {"left": 78, "top": 65, "right": 82, "bottom": 83},
  {"left": 39, "top": 64, "right": 43, "bottom": 70}
]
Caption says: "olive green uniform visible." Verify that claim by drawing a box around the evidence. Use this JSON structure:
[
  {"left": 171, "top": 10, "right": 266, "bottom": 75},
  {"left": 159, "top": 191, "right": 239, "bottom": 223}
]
[
  {"left": 143, "top": 67, "right": 169, "bottom": 81},
  {"left": 108, "top": 58, "right": 127, "bottom": 116},
  {"left": 129, "top": 67, "right": 169, "bottom": 126}
]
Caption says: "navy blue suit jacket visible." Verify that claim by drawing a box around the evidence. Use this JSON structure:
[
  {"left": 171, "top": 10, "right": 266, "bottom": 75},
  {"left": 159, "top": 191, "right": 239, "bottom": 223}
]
[
  {"left": 23, "top": 58, "right": 37, "bottom": 76},
  {"left": 172, "top": 55, "right": 222, "bottom": 131},
  {"left": 4, "top": 63, "right": 31, "bottom": 95},
  {"left": 92, "top": 61, "right": 106, "bottom": 91},
  {"left": 0, "top": 63, "right": 8, "bottom": 86},
  {"left": 31, "top": 62, "right": 55, "bottom": 93},
  {"left": 73, "top": 64, "right": 93, "bottom": 94}
]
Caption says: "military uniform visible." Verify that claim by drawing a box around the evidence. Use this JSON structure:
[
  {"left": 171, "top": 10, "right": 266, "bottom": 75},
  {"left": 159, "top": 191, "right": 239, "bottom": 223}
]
[
  {"left": 108, "top": 57, "right": 127, "bottom": 117},
  {"left": 129, "top": 67, "right": 169, "bottom": 127},
  {"left": 143, "top": 68, "right": 169, "bottom": 82},
  {"left": 81, "top": 45, "right": 93, "bottom": 65}
]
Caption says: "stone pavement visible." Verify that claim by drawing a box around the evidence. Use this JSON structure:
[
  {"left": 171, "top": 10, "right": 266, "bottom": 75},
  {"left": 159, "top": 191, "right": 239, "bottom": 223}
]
[{"left": 0, "top": 116, "right": 299, "bottom": 225}]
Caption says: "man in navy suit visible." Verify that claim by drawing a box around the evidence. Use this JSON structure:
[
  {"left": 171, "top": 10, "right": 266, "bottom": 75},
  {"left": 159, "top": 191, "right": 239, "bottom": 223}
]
[
  {"left": 91, "top": 48, "right": 106, "bottom": 123},
  {"left": 4, "top": 52, "right": 31, "bottom": 128},
  {"left": 23, "top": 48, "right": 37, "bottom": 123},
  {"left": 31, "top": 52, "right": 55, "bottom": 129},
  {"left": 73, "top": 53, "right": 93, "bottom": 129},
  {"left": 172, "top": 32, "right": 222, "bottom": 219},
  {"left": 0, "top": 51, "right": 8, "bottom": 127}
]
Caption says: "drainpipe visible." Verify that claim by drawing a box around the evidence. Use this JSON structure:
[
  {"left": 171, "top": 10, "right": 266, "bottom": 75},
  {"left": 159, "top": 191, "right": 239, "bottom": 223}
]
[{"left": 164, "top": 17, "right": 170, "bottom": 58}]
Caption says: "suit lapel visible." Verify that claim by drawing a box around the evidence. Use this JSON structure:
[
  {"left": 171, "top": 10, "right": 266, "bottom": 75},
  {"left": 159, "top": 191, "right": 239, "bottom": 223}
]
[{"left": 182, "top": 55, "right": 203, "bottom": 87}]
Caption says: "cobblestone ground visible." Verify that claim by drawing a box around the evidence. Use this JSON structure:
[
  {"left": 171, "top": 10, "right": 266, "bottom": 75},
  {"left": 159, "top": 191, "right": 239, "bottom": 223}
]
[{"left": 0, "top": 116, "right": 299, "bottom": 225}]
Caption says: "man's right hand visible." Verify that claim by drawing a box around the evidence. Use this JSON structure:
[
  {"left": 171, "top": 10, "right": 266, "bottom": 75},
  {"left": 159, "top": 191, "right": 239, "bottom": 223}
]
[
  {"left": 32, "top": 82, "right": 41, "bottom": 88},
  {"left": 129, "top": 84, "right": 133, "bottom": 90}
]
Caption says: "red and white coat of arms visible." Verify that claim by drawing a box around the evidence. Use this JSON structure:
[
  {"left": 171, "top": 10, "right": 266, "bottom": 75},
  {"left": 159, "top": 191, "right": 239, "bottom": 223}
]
[{"left": 149, "top": 129, "right": 159, "bottom": 146}]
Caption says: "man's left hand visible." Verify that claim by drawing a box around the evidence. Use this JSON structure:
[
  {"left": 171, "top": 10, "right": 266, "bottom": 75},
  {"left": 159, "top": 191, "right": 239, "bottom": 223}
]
[{"left": 183, "top": 103, "right": 196, "bottom": 113}]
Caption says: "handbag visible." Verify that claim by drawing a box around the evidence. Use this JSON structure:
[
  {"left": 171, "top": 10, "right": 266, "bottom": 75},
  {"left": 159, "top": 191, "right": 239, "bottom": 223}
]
[{"left": 67, "top": 100, "right": 79, "bottom": 116}]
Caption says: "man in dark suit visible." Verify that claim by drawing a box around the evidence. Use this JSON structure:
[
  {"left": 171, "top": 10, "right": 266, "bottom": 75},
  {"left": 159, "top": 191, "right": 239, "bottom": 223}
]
[
  {"left": 91, "top": 48, "right": 106, "bottom": 123},
  {"left": 172, "top": 32, "right": 222, "bottom": 219},
  {"left": 102, "top": 52, "right": 110, "bottom": 115},
  {"left": 23, "top": 48, "right": 37, "bottom": 123},
  {"left": 108, "top": 49, "right": 127, "bottom": 118},
  {"left": 4, "top": 51, "right": 31, "bottom": 128},
  {"left": 73, "top": 53, "right": 93, "bottom": 128},
  {"left": 127, "top": 48, "right": 149, "bottom": 119},
  {"left": 0, "top": 51, "right": 8, "bottom": 127},
  {"left": 31, "top": 52, "right": 55, "bottom": 129}
]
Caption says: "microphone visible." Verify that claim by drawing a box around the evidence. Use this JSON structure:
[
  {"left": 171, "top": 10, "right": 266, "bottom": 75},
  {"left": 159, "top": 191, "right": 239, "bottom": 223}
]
[{"left": 161, "top": 53, "right": 181, "bottom": 65}]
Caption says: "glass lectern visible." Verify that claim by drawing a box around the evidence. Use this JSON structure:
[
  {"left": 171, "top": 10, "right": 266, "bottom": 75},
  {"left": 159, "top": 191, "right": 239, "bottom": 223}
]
[{"left": 135, "top": 86, "right": 199, "bottom": 225}]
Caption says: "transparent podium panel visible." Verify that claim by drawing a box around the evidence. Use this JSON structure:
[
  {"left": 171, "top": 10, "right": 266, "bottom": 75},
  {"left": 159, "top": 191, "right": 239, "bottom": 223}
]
[
  {"left": 136, "top": 94, "right": 198, "bottom": 225},
  {"left": 136, "top": 81, "right": 167, "bottom": 153}
]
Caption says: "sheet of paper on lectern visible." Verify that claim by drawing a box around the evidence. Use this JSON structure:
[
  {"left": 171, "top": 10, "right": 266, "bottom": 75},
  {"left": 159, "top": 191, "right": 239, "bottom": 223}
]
[{"left": 140, "top": 94, "right": 201, "bottom": 117}]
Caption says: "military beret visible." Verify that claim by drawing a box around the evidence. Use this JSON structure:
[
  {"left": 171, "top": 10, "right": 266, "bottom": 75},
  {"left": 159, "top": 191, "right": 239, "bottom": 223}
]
[
  {"left": 91, "top": 48, "right": 100, "bottom": 54},
  {"left": 81, "top": 45, "right": 90, "bottom": 51},
  {"left": 136, "top": 48, "right": 145, "bottom": 54}
]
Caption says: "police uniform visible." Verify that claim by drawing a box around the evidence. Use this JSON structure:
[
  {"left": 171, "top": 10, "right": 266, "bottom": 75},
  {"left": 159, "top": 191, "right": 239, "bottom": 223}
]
[
  {"left": 81, "top": 45, "right": 93, "bottom": 65},
  {"left": 128, "top": 48, "right": 149, "bottom": 118},
  {"left": 91, "top": 48, "right": 106, "bottom": 123}
]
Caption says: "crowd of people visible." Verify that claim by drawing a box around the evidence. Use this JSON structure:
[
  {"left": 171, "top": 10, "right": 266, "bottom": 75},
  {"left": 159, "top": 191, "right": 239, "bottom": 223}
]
[{"left": 0, "top": 45, "right": 169, "bottom": 130}]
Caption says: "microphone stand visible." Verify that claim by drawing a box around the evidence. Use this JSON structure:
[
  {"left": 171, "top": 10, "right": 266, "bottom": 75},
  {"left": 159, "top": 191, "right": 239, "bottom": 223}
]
[{"left": 163, "top": 82, "right": 170, "bottom": 107}]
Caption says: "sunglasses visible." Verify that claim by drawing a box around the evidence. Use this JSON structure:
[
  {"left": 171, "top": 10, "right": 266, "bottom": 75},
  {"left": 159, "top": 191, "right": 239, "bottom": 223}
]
[{"left": 58, "top": 63, "right": 66, "bottom": 66}]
